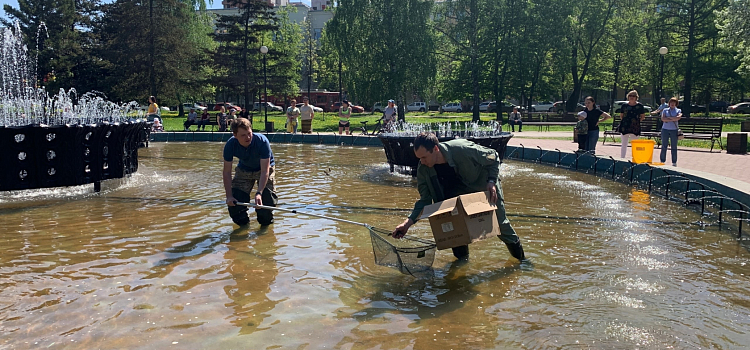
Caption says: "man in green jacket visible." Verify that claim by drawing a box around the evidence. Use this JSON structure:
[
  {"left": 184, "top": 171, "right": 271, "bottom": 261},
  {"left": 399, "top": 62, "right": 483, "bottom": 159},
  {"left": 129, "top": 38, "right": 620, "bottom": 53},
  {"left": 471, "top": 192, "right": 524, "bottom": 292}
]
[{"left": 392, "top": 132, "right": 525, "bottom": 261}]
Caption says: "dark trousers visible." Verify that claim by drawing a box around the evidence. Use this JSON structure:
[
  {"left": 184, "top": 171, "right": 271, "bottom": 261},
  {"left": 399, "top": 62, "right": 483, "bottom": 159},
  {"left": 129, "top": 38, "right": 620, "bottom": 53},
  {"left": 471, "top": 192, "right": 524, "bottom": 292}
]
[
  {"left": 577, "top": 133, "right": 587, "bottom": 150},
  {"left": 509, "top": 119, "right": 522, "bottom": 132},
  {"left": 586, "top": 130, "right": 599, "bottom": 152}
]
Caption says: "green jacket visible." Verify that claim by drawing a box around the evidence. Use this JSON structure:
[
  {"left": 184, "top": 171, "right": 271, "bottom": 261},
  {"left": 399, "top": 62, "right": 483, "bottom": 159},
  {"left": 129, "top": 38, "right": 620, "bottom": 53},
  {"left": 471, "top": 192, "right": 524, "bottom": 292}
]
[{"left": 408, "top": 139, "right": 501, "bottom": 222}]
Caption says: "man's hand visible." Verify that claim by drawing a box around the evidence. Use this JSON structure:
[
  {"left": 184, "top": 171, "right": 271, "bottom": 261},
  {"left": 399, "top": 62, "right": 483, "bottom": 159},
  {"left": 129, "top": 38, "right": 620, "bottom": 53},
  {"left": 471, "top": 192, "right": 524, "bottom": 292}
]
[
  {"left": 255, "top": 192, "right": 263, "bottom": 206},
  {"left": 486, "top": 181, "right": 498, "bottom": 203},
  {"left": 392, "top": 218, "right": 414, "bottom": 239},
  {"left": 226, "top": 196, "right": 237, "bottom": 206}
]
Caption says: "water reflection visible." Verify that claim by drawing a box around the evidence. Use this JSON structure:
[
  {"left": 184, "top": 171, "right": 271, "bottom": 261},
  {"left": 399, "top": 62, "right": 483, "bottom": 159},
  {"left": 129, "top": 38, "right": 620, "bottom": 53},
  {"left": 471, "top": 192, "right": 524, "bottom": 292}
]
[{"left": 1, "top": 142, "right": 750, "bottom": 349}]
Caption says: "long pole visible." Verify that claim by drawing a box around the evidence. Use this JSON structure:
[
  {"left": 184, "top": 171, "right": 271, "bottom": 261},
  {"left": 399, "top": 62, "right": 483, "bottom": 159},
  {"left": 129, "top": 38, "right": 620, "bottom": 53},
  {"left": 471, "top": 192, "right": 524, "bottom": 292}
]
[
  {"left": 263, "top": 54, "right": 268, "bottom": 125},
  {"left": 659, "top": 54, "right": 665, "bottom": 99}
]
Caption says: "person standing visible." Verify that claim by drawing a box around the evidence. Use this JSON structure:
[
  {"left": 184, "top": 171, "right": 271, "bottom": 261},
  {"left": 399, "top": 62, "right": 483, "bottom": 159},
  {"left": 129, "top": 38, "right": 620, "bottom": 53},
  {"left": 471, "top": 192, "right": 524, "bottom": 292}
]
[
  {"left": 338, "top": 100, "right": 352, "bottom": 135},
  {"left": 575, "top": 110, "right": 589, "bottom": 151},
  {"left": 223, "top": 118, "right": 278, "bottom": 226},
  {"left": 392, "top": 132, "right": 526, "bottom": 262},
  {"left": 508, "top": 107, "right": 522, "bottom": 132},
  {"left": 582, "top": 96, "right": 612, "bottom": 153},
  {"left": 184, "top": 109, "right": 198, "bottom": 131},
  {"left": 299, "top": 96, "right": 315, "bottom": 134},
  {"left": 660, "top": 97, "right": 682, "bottom": 166},
  {"left": 618, "top": 90, "right": 646, "bottom": 159},
  {"left": 146, "top": 96, "right": 159, "bottom": 122},
  {"left": 286, "top": 99, "right": 300, "bottom": 133},
  {"left": 383, "top": 99, "right": 397, "bottom": 131}
]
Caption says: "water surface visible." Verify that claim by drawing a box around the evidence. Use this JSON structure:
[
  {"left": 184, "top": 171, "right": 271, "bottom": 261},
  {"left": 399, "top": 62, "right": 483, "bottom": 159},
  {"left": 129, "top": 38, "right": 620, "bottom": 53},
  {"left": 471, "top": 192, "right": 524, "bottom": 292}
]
[{"left": 1, "top": 142, "right": 749, "bottom": 349}]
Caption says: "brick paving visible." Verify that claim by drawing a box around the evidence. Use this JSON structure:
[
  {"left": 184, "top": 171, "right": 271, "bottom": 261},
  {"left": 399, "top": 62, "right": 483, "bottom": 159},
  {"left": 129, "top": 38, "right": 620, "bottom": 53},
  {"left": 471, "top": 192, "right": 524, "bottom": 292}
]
[{"left": 507, "top": 131, "right": 749, "bottom": 187}]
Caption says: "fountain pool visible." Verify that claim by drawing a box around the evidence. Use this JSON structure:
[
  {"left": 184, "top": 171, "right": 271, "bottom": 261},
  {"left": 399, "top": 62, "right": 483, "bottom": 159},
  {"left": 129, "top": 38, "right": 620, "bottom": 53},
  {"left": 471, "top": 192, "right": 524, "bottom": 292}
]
[{"left": 1, "top": 142, "right": 749, "bottom": 349}]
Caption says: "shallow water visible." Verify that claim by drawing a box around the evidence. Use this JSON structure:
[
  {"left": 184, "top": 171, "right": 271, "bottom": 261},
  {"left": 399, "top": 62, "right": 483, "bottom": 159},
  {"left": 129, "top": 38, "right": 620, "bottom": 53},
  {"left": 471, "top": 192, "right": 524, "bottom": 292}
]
[{"left": 1, "top": 142, "right": 750, "bottom": 349}]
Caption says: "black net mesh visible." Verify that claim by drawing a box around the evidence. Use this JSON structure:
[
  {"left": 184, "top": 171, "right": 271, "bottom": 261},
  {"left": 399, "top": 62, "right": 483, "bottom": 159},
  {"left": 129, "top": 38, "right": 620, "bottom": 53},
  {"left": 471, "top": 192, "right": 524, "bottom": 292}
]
[{"left": 368, "top": 226, "right": 436, "bottom": 276}]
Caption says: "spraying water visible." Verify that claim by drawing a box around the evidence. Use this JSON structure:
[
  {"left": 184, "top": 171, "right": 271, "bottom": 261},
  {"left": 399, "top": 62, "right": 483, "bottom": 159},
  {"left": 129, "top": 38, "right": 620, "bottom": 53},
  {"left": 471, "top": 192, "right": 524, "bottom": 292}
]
[{"left": 0, "top": 22, "right": 145, "bottom": 127}]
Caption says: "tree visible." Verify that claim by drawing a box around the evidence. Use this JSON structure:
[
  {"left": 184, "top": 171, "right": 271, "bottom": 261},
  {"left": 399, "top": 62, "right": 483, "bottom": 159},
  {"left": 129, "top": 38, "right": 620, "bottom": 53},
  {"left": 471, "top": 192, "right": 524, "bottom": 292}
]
[
  {"left": 658, "top": 0, "right": 728, "bottom": 116},
  {"left": 717, "top": 0, "right": 750, "bottom": 76},
  {"left": 328, "top": 0, "right": 436, "bottom": 120},
  {"left": 2, "top": 0, "right": 102, "bottom": 93},
  {"left": 563, "top": 0, "right": 616, "bottom": 113},
  {"left": 96, "top": 0, "right": 213, "bottom": 109},
  {"left": 210, "top": 0, "right": 277, "bottom": 110}
]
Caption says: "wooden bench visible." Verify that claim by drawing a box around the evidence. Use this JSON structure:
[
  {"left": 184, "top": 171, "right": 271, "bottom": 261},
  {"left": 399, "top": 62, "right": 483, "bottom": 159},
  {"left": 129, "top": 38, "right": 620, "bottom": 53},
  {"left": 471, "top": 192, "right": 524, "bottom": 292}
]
[
  {"left": 521, "top": 113, "right": 578, "bottom": 131},
  {"left": 603, "top": 116, "right": 662, "bottom": 144},
  {"left": 678, "top": 118, "right": 724, "bottom": 152}
]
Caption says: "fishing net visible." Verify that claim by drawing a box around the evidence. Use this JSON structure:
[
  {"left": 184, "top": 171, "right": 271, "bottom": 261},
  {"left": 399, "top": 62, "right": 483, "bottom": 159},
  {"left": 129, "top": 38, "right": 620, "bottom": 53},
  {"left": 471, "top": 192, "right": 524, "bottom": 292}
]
[{"left": 368, "top": 226, "right": 437, "bottom": 276}]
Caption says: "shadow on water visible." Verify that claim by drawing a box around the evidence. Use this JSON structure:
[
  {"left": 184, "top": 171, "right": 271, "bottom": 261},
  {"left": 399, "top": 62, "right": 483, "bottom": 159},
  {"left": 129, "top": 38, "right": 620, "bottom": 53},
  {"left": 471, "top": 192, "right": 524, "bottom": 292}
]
[{"left": 342, "top": 258, "right": 523, "bottom": 322}]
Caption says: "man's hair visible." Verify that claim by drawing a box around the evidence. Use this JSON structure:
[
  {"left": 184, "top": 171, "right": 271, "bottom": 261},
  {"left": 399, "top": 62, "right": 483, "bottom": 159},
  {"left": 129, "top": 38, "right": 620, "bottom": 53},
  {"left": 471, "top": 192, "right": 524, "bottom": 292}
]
[
  {"left": 230, "top": 118, "right": 252, "bottom": 134},
  {"left": 413, "top": 132, "right": 439, "bottom": 152},
  {"left": 291, "top": 99, "right": 296, "bottom": 104},
  {"left": 303, "top": 96, "right": 309, "bottom": 101},
  {"left": 669, "top": 97, "right": 679, "bottom": 105}
]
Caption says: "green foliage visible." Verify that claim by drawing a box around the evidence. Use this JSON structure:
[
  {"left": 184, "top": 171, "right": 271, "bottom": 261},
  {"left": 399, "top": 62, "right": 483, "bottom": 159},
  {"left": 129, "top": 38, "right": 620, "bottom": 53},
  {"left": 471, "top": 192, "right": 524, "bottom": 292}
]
[{"left": 717, "top": 0, "right": 750, "bottom": 77}]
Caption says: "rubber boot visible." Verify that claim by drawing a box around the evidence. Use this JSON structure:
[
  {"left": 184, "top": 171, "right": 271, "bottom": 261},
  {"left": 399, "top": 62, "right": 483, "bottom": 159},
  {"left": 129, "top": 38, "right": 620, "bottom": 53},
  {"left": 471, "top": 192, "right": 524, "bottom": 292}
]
[
  {"left": 504, "top": 241, "right": 526, "bottom": 261},
  {"left": 256, "top": 188, "right": 278, "bottom": 226},
  {"left": 227, "top": 188, "right": 250, "bottom": 226},
  {"left": 452, "top": 245, "right": 469, "bottom": 261}
]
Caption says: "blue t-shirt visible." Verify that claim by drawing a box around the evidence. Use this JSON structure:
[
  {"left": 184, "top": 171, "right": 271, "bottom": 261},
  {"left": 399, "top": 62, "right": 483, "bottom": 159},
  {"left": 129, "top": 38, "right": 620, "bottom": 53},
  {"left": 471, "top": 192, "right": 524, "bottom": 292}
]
[
  {"left": 661, "top": 107, "right": 681, "bottom": 130},
  {"left": 223, "top": 133, "right": 275, "bottom": 172}
]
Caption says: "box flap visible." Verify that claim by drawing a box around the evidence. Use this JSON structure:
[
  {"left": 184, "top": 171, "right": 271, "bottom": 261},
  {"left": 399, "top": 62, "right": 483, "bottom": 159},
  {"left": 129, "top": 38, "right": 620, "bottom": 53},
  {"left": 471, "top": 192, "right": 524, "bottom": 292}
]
[
  {"left": 459, "top": 191, "right": 497, "bottom": 215},
  {"left": 419, "top": 197, "right": 459, "bottom": 220}
]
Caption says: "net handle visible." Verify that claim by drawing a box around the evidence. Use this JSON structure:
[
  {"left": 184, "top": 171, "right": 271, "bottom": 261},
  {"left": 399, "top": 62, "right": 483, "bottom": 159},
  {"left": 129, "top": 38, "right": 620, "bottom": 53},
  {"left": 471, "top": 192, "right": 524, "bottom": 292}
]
[{"left": 234, "top": 201, "right": 371, "bottom": 229}]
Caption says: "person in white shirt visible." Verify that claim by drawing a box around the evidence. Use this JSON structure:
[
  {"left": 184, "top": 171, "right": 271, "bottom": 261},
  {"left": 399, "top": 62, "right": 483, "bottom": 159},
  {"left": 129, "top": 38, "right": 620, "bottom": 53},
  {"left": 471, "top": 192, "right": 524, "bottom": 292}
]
[
  {"left": 383, "top": 99, "right": 397, "bottom": 131},
  {"left": 299, "top": 97, "right": 315, "bottom": 134},
  {"left": 184, "top": 109, "right": 198, "bottom": 131},
  {"left": 508, "top": 107, "right": 522, "bottom": 132}
]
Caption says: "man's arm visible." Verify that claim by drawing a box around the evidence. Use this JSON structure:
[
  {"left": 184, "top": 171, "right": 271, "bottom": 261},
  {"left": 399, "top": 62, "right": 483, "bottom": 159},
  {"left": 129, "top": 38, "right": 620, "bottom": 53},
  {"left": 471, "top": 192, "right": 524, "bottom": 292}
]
[
  {"left": 255, "top": 158, "right": 271, "bottom": 206},
  {"left": 310, "top": 109, "right": 314, "bottom": 120},
  {"left": 223, "top": 160, "right": 235, "bottom": 206},
  {"left": 394, "top": 172, "right": 433, "bottom": 238}
]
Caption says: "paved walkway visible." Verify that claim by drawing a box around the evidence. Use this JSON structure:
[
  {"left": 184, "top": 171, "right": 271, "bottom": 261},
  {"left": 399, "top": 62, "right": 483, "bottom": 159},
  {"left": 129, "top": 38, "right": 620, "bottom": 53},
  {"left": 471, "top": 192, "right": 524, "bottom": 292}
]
[{"left": 506, "top": 131, "right": 749, "bottom": 189}]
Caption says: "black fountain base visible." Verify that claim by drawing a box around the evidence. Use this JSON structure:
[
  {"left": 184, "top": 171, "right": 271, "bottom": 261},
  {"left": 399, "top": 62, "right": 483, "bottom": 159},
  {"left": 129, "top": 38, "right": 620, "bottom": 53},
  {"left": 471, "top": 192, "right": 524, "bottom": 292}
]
[
  {"left": 0, "top": 121, "right": 150, "bottom": 192},
  {"left": 378, "top": 132, "right": 513, "bottom": 176}
]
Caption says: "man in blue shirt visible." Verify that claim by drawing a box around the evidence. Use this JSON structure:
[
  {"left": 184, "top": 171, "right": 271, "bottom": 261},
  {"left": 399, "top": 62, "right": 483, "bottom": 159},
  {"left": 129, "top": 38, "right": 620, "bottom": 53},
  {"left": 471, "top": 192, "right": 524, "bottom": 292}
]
[
  {"left": 651, "top": 97, "right": 668, "bottom": 116},
  {"left": 223, "top": 118, "right": 277, "bottom": 226}
]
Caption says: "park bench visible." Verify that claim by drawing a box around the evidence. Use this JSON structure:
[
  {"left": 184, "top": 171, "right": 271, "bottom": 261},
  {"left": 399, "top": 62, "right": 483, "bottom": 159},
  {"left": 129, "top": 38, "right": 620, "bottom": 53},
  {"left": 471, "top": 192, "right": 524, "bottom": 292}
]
[
  {"left": 678, "top": 118, "right": 724, "bottom": 152},
  {"left": 185, "top": 114, "right": 221, "bottom": 132},
  {"left": 603, "top": 116, "right": 662, "bottom": 143},
  {"left": 524, "top": 113, "right": 578, "bottom": 131}
]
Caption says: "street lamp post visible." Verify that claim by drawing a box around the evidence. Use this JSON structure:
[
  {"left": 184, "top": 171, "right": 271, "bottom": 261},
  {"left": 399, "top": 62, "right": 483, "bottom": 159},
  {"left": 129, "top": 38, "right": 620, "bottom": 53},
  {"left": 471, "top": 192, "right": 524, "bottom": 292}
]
[
  {"left": 659, "top": 46, "right": 668, "bottom": 100},
  {"left": 260, "top": 45, "right": 270, "bottom": 132}
]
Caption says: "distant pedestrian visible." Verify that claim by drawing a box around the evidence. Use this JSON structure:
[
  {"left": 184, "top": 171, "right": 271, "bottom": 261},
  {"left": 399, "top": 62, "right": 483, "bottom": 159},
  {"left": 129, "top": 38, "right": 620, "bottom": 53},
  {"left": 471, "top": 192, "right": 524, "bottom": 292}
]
[
  {"left": 508, "top": 107, "right": 522, "bottom": 132},
  {"left": 338, "top": 100, "right": 352, "bottom": 135},
  {"left": 286, "top": 99, "right": 300, "bottom": 133},
  {"left": 651, "top": 97, "right": 668, "bottom": 116},
  {"left": 239, "top": 107, "right": 250, "bottom": 120},
  {"left": 618, "top": 90, "right": 646, "bottom": 159},
  {"left": 582, "top": 96, "right": 612, "bottom": 153},
  {"left": 146, "top": 96, "right": 159, "bottom": 122},
  {"left": 299, "top": 97, "right": 315, "bottom": 134},
  {"left": 383, "top": 99, "right": 397, "bottom": 131},
  {"left": 660, "top": 97, "right": 682, "bottom": 166}
]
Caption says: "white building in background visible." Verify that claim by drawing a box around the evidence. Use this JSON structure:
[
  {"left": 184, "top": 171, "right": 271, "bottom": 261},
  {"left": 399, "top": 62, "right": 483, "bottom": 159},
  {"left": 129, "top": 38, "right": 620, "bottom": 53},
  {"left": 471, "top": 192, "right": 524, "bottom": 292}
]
[{"left": 209, "top": 1, "right": 333, "bottom": 41}]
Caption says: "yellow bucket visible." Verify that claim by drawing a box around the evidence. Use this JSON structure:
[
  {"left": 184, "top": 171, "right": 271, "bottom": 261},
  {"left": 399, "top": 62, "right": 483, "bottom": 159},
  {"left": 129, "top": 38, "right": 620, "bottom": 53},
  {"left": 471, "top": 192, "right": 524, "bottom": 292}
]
[{"left": 631, "top": 139, "right": 655, "bottom": 164}]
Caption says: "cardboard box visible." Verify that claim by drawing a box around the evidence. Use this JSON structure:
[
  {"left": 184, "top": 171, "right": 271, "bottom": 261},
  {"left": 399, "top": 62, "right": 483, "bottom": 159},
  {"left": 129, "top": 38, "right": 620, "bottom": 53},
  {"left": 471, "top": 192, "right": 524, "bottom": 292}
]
[{"left": 419, "top": 191, "right": 500, "bottom": 250}]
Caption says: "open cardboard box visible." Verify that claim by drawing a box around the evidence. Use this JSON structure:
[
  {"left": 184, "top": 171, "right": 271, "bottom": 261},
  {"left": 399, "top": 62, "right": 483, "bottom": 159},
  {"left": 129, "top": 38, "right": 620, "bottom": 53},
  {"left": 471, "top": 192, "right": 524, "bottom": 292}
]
[{"left": 418, "top": 191, "right": 500, "bottom": 250}]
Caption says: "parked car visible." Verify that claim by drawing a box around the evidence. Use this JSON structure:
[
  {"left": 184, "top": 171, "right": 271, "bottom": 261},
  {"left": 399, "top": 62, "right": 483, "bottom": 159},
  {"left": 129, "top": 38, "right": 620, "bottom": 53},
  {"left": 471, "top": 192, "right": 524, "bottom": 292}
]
[
  {"left": 296, "top": 103, "right": 324, "bottom": 113},
  {"left": 373, "top": 102, "right": 385, "bottom": 113},
  {"left": 531, "top": 101, "right": 554, "bottom": 112},
  {"left": 553, "top": 101, "right": 586, "bottom": 114},
  {"left": 709, "top": 101, "right": 730, "bottom": 113},
  {"left": 159, "top": 106, "right": 170, "bottom": 112},
  {"left": 330, "top": 101, "right": 365, "bottom": 113},
  {"left": 486, "top": 101, "right": 524, "bottom": 113},
  {"left": 728, "top": 102, "right": 750, "bottom": 114},
  {"left": 477, "top": 101, "right": 493, "bottom": 112},
  {"left": 214, "top": 103, "right": 242, "bottom": 112},
  {"left": 406, "top": 102, "right": 427, "bottom": 112},
  {"left": 181, "top": 103, "right": 206, "bottom": 111},
  {"left": 441, "top": 102, "right": 463, "bottom": 113},
  {"left": 252, "top": 101, "right": 283, "bottom": 112},
  {"left": 611, "top": 101, "right": 653, "bottom": 114}
]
